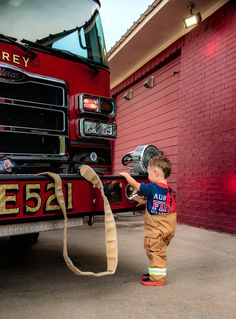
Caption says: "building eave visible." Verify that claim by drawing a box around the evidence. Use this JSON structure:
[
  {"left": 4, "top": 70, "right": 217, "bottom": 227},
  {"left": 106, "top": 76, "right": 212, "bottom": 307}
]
[{"left": 108, "top": 0, "right": 229, "bottom": 90}]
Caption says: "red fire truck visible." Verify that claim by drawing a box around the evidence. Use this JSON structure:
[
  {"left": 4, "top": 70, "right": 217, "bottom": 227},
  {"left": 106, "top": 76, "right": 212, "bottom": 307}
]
[{"left": 0, "top": 0, "right": 159, "bottom": 244}]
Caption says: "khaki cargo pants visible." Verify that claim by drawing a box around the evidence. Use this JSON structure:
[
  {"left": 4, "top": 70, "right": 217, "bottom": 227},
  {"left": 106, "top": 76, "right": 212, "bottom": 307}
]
[{"left": 144, "top": 211, "right": 177, "bottom": 281}]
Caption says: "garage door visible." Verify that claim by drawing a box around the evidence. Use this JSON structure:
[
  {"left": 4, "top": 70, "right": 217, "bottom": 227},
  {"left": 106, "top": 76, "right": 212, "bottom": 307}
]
[{"left": 113, "top": 56, "right": 180, "bottom": 189}]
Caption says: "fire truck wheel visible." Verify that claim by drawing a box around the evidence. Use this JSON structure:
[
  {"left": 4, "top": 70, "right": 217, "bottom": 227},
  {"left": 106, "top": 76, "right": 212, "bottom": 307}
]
[
  {"left": 87, "top": 216, "right": 94, "bottom": 226},
  {"left": 10, "top": 232, "right": 40, "bottom": 246}
]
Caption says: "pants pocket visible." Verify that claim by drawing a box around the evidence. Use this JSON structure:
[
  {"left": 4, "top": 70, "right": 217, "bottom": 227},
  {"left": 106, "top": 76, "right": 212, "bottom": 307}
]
[{"left": 144, "top": 236, "right": 162, "bottom": 252}]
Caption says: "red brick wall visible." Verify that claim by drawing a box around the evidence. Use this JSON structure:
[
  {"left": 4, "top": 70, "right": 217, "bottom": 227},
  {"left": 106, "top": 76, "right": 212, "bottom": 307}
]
[
  {"left": 111, "top": 1, "right": 236, "bottom": 234},
  {"left": 177, "top": 2, "right": 236, "bottom": 233}
]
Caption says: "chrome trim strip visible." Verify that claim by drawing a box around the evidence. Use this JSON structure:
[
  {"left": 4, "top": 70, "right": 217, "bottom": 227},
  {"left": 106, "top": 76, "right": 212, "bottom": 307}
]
[{"left": 0, "top": 62, "right": 67, "bottom": 107}]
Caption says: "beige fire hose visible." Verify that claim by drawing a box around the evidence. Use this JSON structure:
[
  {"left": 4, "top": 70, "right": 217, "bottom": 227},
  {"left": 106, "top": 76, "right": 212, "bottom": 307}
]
[{"left": 37, "top": 165, "right": 118, "bottom": 276}]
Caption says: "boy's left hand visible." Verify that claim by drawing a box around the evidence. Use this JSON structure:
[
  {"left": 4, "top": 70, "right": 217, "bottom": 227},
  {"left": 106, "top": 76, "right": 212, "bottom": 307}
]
[{"left": 133, "top": 195, "right": 146, "bottom": 207}]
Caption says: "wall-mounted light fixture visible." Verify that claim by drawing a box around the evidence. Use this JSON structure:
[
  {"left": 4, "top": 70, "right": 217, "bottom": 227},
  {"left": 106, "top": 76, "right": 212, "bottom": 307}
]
[
  {"left": 123, "top": 90, "right": 133, "bottom": 101},
  {"left": 144, "top": 76, "right": 155, "bottom": 89},
  {"left": 183, "top": 2, "right": 202, "bottom": 29}
]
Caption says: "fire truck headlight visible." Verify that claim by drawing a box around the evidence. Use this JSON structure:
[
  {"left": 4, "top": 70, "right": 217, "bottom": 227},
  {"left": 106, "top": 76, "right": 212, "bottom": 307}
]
[
  {"left": 122, "top": 144, "right": 162, "bottom": 175},
  {"left": 80, "top": 119, "right": 116, "bottom": 139},
  {"left": 78, "top": 94, "right": 116, "bottom": 116},
  {"left": 84, "top": 120, "right": 100, "bottom": 136},
  {"left": 100, "top": 122, "right": 116, "bottom": 137},
  {"left": 83, "top": 97, "right": 99, "bottom": 112}
]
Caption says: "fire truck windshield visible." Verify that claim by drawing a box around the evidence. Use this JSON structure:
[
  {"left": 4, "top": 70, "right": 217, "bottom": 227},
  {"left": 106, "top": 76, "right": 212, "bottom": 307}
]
[{"left": 0, "top": 0, "right": 108, "bottom": 67}]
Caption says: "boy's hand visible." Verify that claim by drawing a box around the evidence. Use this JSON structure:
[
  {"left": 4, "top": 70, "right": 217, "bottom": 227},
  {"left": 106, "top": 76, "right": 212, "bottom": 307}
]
[
  {"left": 133, "top": 195, "right": 146, "bottom": 207},
  {"left": 119, "top": 172, "right": 130, "bottom": 178},
  {"left": 119, "top": 172, "right": 141, "bottom": 192}
]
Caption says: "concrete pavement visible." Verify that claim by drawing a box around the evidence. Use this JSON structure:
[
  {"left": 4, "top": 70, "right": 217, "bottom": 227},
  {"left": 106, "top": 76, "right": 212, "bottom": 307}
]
[{"left": 0, "top": 215, "right": 235, "bottom": 319}]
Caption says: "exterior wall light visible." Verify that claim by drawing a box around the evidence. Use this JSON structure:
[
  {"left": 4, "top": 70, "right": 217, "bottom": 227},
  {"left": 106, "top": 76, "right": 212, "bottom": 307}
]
[
  {"left": 183, "top": 2, "right": 202, "bottom": 29},
  {"left": 144, "top": 76, "right": 155, "bottom": 89},
  {"left": 123, "top": 90, "right": 133, "bottom": 100}
]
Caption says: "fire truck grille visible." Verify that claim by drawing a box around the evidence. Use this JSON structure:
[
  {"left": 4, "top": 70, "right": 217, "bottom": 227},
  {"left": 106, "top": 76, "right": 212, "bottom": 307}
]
[
  {"left": 0, "top": 132, "right": 60, "bottom": 155},
  {"left": 0, "top": 103, "right": 65, "bottom": 132},
  {"left": 0, "top": 67, "right": 68, "bottom": 159},
  {"left": 0, "top": 80, "right": 65, "bottom": 106}
]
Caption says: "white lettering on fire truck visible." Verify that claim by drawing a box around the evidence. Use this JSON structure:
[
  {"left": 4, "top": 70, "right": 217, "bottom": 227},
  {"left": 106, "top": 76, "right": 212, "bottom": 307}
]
[
  {"left": 0, "top": 182, "right": 73, "bottom": 215},
  {"left": 1, "top": 51, "right": 30, "bottom": 68}
]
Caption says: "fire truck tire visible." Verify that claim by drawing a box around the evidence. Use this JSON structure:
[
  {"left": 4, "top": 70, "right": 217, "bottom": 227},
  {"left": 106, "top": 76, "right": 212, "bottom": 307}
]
[
  {"left": 87, "top": 216, "right": 94, "bottom": 226},
  {"left": 10, "top": 232, "right": 39, "bottom": 246}
]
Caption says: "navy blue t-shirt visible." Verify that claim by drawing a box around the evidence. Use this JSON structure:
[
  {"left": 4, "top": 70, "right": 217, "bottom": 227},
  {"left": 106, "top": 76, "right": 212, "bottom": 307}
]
[{"left": 140, "top": 182, "right": 176, "bottom": 215}]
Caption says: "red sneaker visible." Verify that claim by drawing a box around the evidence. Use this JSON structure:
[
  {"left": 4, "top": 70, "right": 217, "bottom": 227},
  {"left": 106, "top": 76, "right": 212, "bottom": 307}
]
[
  {"left": 141, "top": 273, "right": 149, "bottom": 280},
  {"left": 141, "top": 277, "right": 165, "bottom": 286}
]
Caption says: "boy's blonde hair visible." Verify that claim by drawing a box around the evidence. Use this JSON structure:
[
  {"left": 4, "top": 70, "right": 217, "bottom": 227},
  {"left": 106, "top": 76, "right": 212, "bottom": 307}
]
[{"left": 148, "top": 154, "right": 172, "bottom": 179}]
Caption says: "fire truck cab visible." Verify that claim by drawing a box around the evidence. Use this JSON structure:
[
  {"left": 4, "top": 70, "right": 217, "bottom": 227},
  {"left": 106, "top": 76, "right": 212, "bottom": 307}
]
[{"left": 0, "top": 0, "right": 159, "bottom": 241}]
